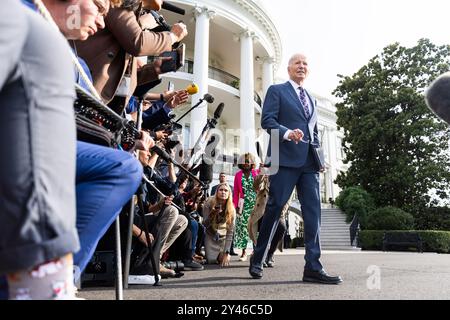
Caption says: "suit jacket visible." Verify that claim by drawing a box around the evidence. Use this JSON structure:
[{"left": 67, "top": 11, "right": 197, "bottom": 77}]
[
  {"left": 74, "top": 8, "right": 173, "bottom": 104},
  {"left": 261, "top": 81, "right": 319, "bottom": 168}
]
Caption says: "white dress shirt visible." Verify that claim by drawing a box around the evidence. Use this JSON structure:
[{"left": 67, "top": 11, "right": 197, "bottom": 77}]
[{"left": 283, "top": 80, "right": 312, "bottom": 141}]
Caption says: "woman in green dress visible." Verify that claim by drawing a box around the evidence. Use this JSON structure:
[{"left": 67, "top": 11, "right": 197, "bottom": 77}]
[{"left": 233, "top": 153, "right": 258, "bottom": 261}]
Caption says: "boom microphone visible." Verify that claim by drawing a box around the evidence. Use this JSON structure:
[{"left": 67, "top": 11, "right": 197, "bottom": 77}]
[
  {"left": 199, "top": 161, "right": 213, "bottom": 185},
  {"left": 162, "top": 1, "right": 185, "bottom": 15},
  {"left": 213, "top": 102, "right": 225, "bottom": 120},
  {"left": 425, "top": 72, "right": 450, "bottom": 125},
  {"left": 151, "top": 145, "right": 172, "bottom": 163},
  {"left": 203, "top": 93, "right": 214, "bottom": 104}
]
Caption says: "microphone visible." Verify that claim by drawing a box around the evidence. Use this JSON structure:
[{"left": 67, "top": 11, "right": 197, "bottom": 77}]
[
  {"left": 174, "top": 93, "right": 215, "bottom": 124},
  {"left": 162, "top": 1, "right": 186, "bottom": 15},
  {"left": 199, "top": 161, "right": 213, "bottom": 184},
  {"left": 213, "top": 102, "right": 225, "bottom": 120},
  {"left": 186, "top": 83, "right": 199, "bottom": 95},
  {"left": 425, "top": 72, "right": 450, "bottom": 125},
  {"left": 151, "top": 145, "right": 172, "bottom": 163},
  {"left": 203, "top": 93, "right": 214, "bottom": 104}
]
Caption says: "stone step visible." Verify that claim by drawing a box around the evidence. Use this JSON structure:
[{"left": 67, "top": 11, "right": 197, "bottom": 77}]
[
  {"left": 321, "top": 235, "right": 349, "bottom": 239},
  {"left": 322, "top": 242, "right": 351, "bottom": 246},
  {"left": 322, "top": 222, "right": 347, "bottom": 224},
  {"left": 321, "top": 246, "right": 361, "bottom": 251},
  {"left": 320, "top": 236, "right": 350, "bottom": 243},
  {"left": 322, "top": 215, "right": 346, "bottom": 218},
  {"left": 321, "top": 225, "right": 350, "bottom": 228},
  {"left": 321, "top": 219, "right": 350, "bottom": 227},
  {"left": 321, "top": 235, "right": 350, "bottom": 239},
  {"left": 321, "top": 227, "right": 350, "bottom": 231},
  {"left": 322, "top": 222, "right": 348, "bottom": 224},
  {"left": 321, "top": 211, "right": 345, "bottom": 214},
  {"left": 321, "top": 236, "right": 349, "bottom": 239}
]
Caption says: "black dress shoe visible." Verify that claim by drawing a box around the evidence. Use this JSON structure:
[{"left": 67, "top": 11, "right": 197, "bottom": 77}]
[
  {"left": 229, "top": 251, "right": 239, "bottom": 256},
  {"left": 249, "top": 256, "right": 263, "bottom": 279},
  {"left": 303, "top": 269, "right": 343, "bottom": 285},
  {"left": 265, "top": 254, "right": 274, "bottom": 268}
]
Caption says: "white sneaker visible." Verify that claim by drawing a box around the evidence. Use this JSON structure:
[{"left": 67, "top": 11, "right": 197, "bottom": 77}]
[{"left": 128, "top": 274, "right": 161, "bottom": 285}]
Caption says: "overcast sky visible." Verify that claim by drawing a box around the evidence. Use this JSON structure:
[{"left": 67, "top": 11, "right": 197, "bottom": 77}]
[{"left": 259, "top": 0, "right": 449, "bottom": 100}]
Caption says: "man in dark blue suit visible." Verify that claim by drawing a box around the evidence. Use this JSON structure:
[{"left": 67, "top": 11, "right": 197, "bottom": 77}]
[{"left": 249, "top": 53, "right": 342, "bottom": 284}]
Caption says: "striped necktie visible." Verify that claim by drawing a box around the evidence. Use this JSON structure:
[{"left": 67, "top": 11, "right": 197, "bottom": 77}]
[{"left": 299, "top": 87, "right": 310, "bottom": 119}]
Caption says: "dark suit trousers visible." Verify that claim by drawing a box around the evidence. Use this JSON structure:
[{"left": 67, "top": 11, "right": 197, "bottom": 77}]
[{"left": 252, "top": 150, "right": 323, "bottom": 272}]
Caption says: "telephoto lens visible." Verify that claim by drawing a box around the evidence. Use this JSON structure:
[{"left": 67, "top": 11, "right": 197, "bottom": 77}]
[{"left": 164, "top": 260, "right": 184, "bottom": 272}]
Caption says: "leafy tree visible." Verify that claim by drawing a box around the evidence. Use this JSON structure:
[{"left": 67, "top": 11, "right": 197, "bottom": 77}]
[{"left": 333, "top": 39, "right": 450, "bottom": 215}]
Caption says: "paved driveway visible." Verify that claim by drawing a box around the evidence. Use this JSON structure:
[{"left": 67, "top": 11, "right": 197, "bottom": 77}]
[{"left": 77, "top": 249, "right": 450, "bottom": 300}]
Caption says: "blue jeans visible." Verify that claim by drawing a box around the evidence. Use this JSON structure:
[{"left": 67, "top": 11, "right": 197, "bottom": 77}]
[
  {"left": 74, "top": 142, "right": 142, "bottom": 275},
  {"left": 190, "top": 219, "right": 199, "bottom": 256},
  {"left": 0, "top": 276, "right": 7, "bottom": 300}
]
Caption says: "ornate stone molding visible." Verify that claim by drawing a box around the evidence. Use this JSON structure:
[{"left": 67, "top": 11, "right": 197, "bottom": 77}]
[
  {"left": 261, "top": 56, "right": 275, "bottom": 64},
  {"left": 231, "top": 0, "right": 282, "bottom": 70},
  {"left": 193, "top": 6, "right": 216, "bottom": 20}
]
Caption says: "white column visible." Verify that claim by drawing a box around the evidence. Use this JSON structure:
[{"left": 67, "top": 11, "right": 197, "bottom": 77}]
[
  {"left": 262, "top": 57, "right": 274, "bottom": 100},
  {"left": 239, "top": 30, "right": 257, "bottom": 155},
  {"left": 258, "top": 57, "right": 274, "bottom": 158},
  {"left": 190, "top": 7, "right": 215, "bottom": 148}
]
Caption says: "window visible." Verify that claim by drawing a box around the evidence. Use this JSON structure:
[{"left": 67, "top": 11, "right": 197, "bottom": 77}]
[
  {"left": 183, "top": 124, "right": 190, "bottom": 150},
  {"left": 336, "top": 137, "right": 345, "bottom": 160},
  {"left": 234, "top": 135, "right": 240, "bottom": 155}
]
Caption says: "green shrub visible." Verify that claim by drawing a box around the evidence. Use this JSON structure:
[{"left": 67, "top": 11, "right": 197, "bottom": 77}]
[
  {"left": 359, "top": 230, "right": 450, "bottom": 253},
  {"left": 415, "top": 207, "right": 450, "bottom": 231},
  {"left": 365, "top": 206, "right": 414, "bottom": 230},
  {"left": 335, "top": 186, "right": 375, "bottom": 225},
  {"left": 418, "top": 231, "right": 450, "bottom": 253},
  {"left": 359, "top": 230, "right": 384, "bottom": 250}
]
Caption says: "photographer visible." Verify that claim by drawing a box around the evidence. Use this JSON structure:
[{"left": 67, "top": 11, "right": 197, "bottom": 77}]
[
  {"left": 74, "top": 0, "right": 188, "bottom": 112},
  {"left": 129, "top": 149, "right": 188, "bottom": 281},
  {"left": 0, "top": 0, "right": 83, "bottom": 299},
  {"left": 35, "top": 0, "right": 155, "bottom": 284},
  {"left": 165, "top": 175, "right": 204, "bottom": 271}
]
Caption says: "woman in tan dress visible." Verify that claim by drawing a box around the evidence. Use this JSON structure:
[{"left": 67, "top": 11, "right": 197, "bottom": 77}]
[{"left": 202, "top": 183, "right": 236, "bottom": 266}]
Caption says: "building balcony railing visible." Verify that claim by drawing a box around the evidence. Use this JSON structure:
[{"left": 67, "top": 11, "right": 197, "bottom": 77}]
[{"left": 179, "top": 60, "right": 262, "bottom": 107}]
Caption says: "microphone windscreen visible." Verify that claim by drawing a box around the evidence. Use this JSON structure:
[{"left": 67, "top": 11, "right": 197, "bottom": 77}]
[
  {"left": 426, "top": 72, "right": 450, "bottom": 125},
  {"left": 213, "top": 103, "right": 225, "bottom": 120},
  {"left": 199, "top": 161, "right": 213, "bottom": 184},
  {"left": 151, "top": 145, "right": 172, "bottom": 163},
  {"left": 186, "top": 83, "right": 199, "bottom": 95},
  {"left": 162, "top": 1, "right": 185, "bottom": 15},
  {"left": 203, "top": 93, "right": 214, "bottom": 104}
]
